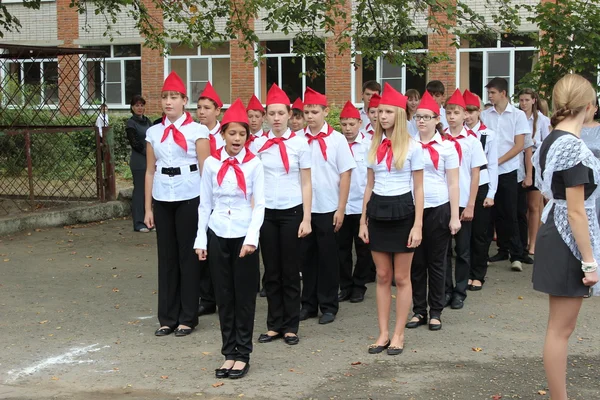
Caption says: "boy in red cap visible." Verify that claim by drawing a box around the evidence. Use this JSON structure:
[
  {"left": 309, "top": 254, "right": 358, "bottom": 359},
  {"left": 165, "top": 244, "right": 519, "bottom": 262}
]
[
  {"left": 145, "top": 71, "right": 210, "bottom": 337},
  {"left": 289, "top": 97, "right": 305, "bottom": 134},
  {"left": 300, "top": 88, "right": 356, "bottom": 325},
  {"left": 360, "top": 80, "right": 382, "bottom": 130},
  {"left": 197, "top": 82, "right": 224, "bottom": 158},
  {"left": 363, "top": 93, "right": 381, "bottom": 137},
  {"left": 338, "top": 101, "right": 374, "bottom": 303},
  {"left": 443, "top": 89, "right": 487, "bottom": 310},
  {"left": 195, "top": 98, "right": 265, "bottom": 379},
  {"left": 246, "top": 94, "right": 268, "bottom": 148},
  {"left": 463, "top": 89, "right": 498, "bottom": 291}
]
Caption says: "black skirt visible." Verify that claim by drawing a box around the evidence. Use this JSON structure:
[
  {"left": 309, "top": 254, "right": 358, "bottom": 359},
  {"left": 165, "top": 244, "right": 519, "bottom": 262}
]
[
  {"left": 532, "top": 209, "right": 590, "bottom": 297},
  {"left": 367, "top": 192, "right": 415, "bottom": 253}
]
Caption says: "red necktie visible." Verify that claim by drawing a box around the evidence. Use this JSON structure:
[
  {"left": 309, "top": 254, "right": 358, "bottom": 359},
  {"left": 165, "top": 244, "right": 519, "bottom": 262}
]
[
  {"left": 444, "top": 135, "right": 463, "bottom": 164},
  {"left": 305, "top": 125, "right": 334, "bottom": 161},
  {"left": 365, "top": 123, "right": 374, "bottom": 136},
  {"left": 160, "top": 112, "right": 194, "bottom": 152},
  {"left": 258, "top": 133, "right": 296, "bottom": 173},
  {"left": 216, "top": 150, "right": 256, "bottom": 198},
  {"left": 422, "top": 141, "right": 440, "bottom": 170},
  {"left": 466, "top": 129, "right": 477, "bottom": 138},
  {"left": 209, "top": 130, "right": 222, "bottom": 158},
  {"left": 349, "top": 141, "right": 358, "bottom": 156},
  {"left": 376, "top": 138, "right": 393, "bottom": 171},
  {"left": 245, "top": 134, "right": 257, "bottom": 149}
]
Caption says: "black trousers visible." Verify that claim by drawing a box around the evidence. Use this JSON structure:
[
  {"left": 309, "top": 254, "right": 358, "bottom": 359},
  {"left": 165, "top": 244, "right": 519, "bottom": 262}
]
[
  {"left": 491, "top": 171, "right": 524, "bottom": 262},
  {"left": 411, "top": 203, "right": 451, "bottom": 319},
  {"left": 209, "top": 231, "right": 259, "bottom": 363},
  {"left": 154, "top": 197, "right": 200, "bottom": 329},
  {"left": 446, "top": 207, "right": 472, "bottom": 300},
  {"left": 130, "top": 168, "right": 147, "bottom": 231},
  {"left": 260, "top": 205, "right": 303, "bottom": 334},
  {"left": 470, "top": 184, "right": 491, "bottom": 282},
  {"left": 517, "top": 183, "right": 529, "bottom": 251},
  {"left": 338, "top": 213, "right": 374, "bottom": 296},
  {"left": 301, "top": 211, "right": 340, "bottom": 315}
]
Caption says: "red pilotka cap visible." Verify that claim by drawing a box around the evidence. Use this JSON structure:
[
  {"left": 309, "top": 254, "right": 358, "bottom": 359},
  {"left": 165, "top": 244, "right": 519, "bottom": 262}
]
[
  {"left": 417, "top": 91, "right": 440, "bottom": 115},
  {"left": 463, "top": 89, "right": 481, "bottom": 109},
  {"left": 446, "top": 88, "right": 467, "bottom": 109},
  {"left": 221, "top": 98, "right": 249, "bottom": 126},
  {"left": 379, "top": 82, "right": 407, "bottom": 109},
  {"left": 162, "top": 72, "right": 186, "bottom": 96},
  {"left": 198, "top": 82, "right": 223, "bottom": 108},
  {"left": 340, "top": 100, "right": 361, "bottom": 119},
  {"left": 291, "top": 97, "right": 304, "bottom": 110},
  {"left": 266, "top": 83, "right": 291, "bottom": 106},
  {"left": 246, "top": 94, "right": 264, "bottom": 113},
  {"left": 368, "top": 93, "right": 381, "bottom": 110},
  {"left": 303, "top": 87, "right": 327, "bottom": 107}
]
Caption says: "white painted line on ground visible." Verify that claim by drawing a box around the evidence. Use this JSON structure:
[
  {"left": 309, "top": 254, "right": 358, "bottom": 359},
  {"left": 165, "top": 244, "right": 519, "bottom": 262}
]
[{"left": 136, "top": 315, "right": 154, "bottom": 320}]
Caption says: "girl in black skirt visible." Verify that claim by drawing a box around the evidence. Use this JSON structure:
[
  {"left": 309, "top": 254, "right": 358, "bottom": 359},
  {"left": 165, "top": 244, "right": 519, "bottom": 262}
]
[
  {"left": 359, "top": 83, "right": 424, "bottom": 355},
  {"left": 532, "top": 74, "right": 599, "bottom": 400},
  {"left": 195, "top": 98, "right": 265, "bottom": 379}
]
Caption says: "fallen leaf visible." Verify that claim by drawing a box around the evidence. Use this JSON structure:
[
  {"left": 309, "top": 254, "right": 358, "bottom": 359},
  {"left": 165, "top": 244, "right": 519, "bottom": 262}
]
[
  {"left": 289, "top": 368, "right": 295, "bottom": 372},
  {"left": 136, "top": 274, "right": 143, "bottom": 278},
  {"left": 46, "top": 258, "right": 54, "bottom": 261},
  {"left": 112, "top": 288, "right": 119, "bottom": 292},
  {"left": 538, "top": 390, "right": 547, "bottom": 396},
  {"left": 491, "top": 395, "right": 502, "bottom": 400},
  {"left": 160, "top": 375, "right": 168, "bottom": 379},
  {"left": 70, "top": 251, "right": 77, "bottom": 255},
  {"left": 212, "top": 382, "right": 224, "bottom": 388},
  {"left": 201, "top": 351, "right": 211, "bottom": 355},
  {"left": 489, "top": 315, "right": 495, "bottom": 319},
  {"left": 86, "top": 255, "right": 92, "bottom": 258},
  {"left": 351, "top": 361, "right": 362, "bottom": 366},
  {"left": 114, "top": 304, "right": 120, "bottom": 309},
  {"left": 238, "top": 395, "right": 244, "bottom": 398},
  {"left": 51, "top": 376, "right": 59, "bottom": 380},
  {"left": 344, "top": 373, "right": 353, "bottom": 377},
  {"left": 84, "top": 264, "right": 91, "bottom": 267},
  {"left": 113, "top": 367, "right": 119, "bottom": 371},
  {"left": 472, "top": 347, "right": 483, "bottom": 352},
  {"left": 391, "top": 294, "right": 396, "bottom": 299},
  {"left": 97, "top": 258, "right": 103, "bottom": 261},
  {"left": 113, "top": 274, "right": 119, "bottom": 278},
  {"left": 39, "top": 320, "right": 48, "bottom": 324},
  {"left": 56, "top": 326, "right": 61, "bottom": 330},
  {"left": 3, "top": 259, "right": 9, "bottom": 262},
  {"left": 518, "top": 296, "right": 524, "bottom": 300},
  {"left": 96, "top": 285, "right": 103, "bottom": 288}
]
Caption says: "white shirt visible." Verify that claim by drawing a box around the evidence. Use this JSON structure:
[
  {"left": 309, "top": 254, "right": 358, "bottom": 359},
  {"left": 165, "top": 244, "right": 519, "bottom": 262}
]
[
  {"left": 360, "top": 109, "right": 370, "bottom": 130},
  {"left": 208, "top": 121, "right": 225, "bottom": 151},
  {"left": 439, "top": 107, "right": 449, "bottom": 130},
  {"left": 517, "top": 120, "right": 535, "bottom": 183},
  {"left": 469, "top": 121, "right": 498, "bottom": 199},
  {"left": 408, "top": 119, "right": 419, "bottom": 138},
  {"left": 305, "top": 123, "right": 357, "bottom": 213},
  {"left": 346, "top": 133, "right": 372, "bottom": 215},
  {"left": 368, "top": 137, "right": 424, "bottom": 196},
  {"left": 530, "top": 111, "right": 551, "bottom": 149},
  {"left": 194, "top": 147, "right": 265, "bottom": 250},
  {"left": 481, "top": 103, "right": 530, "bottom": 175},
  {"left": 96, "top": 114, "right": 109, "bottom": 138},
  {"left": 445, "top": 127, "right": 487, "bottom": 208},
  {"left": 251, "top": 129, "right": 312, "bottom": 210},
  {"left": 146, "top": 113, "right": 209, "bottom": 202},
  {"left": 417, "top": 132, "right": 459, "bottom": 208}
]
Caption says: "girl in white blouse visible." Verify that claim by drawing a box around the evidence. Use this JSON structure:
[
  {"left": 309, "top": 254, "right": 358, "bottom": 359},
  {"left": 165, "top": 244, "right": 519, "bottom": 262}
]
[
  {"left": 252, "top": 84, "right": 312, "bottom": 346},
  {"left": 143, "top": 72, "right": 210, "bottom": 338},
  {"left": 194, "top": 98, "right": 265, "bottom": 380},
  {"left": 359, "top": 83, "right": 424, "bottom": 356}
]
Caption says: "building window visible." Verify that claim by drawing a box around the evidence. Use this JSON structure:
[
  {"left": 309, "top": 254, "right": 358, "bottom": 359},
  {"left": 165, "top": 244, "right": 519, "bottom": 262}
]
[
  {"left": 1, "top": 60, "right": 59, "bottom": 107},
  {"left": 457, "top": 33, "right": 538, "bottom": 103},
  {"left": 82, "top": 44, "right": 141, "bottom": 107},
  {"left": 166, "top": 42, "right": 231, "bottom": 106},
  {"left": 259, "top": 40, "right": 325, "bottom": 102}
]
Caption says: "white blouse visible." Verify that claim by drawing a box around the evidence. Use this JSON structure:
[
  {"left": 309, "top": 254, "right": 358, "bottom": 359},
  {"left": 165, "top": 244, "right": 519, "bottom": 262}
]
[
  {"left": 346, "top": 133, "right": 371, "bottom": 215},
  {"left": 470, "top": 121, "right": 499, "bottom": 200},
  {"left": 417, "top": 132, "right": 459, "bottom": 208}
]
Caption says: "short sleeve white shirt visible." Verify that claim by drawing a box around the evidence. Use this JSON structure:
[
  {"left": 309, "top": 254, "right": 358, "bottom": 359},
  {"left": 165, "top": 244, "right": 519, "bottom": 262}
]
[
  {"left": 417, "top": 132, "right": 459, "bottom": 208},
  {"left": 517, "top": 118, "right": 535, "bottom": 183},
  {"left": 146, "top": 112, "right": 209, "bottom": 202},
  {"left": 469, "top": 121, "right": 499, "bottom": 199},
  {"left": 446, "top": 128, "right": 487, "bottom": 207},
  {"left": 252, "top": 129, "right": 311, "bottom": 210},
  {"left": 368, "top": 136, "right": 424, "bottom": 196},
  {"left": 305, "top": 123, "right": 357, "bottom": 213},
  {"left": 194, "top": 148, "right": 265, "bottom": 250},
  {"left": 481, "top": 103, "right": 531, "bottom": 175},
  {"left": 346, "top": 133, "right": 372, "bottom": 215}
]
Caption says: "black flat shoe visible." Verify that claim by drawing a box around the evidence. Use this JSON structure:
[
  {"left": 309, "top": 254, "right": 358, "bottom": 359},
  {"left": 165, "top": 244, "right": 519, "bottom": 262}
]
[
  {"left": 489, "top": 252, "right": 508, "bottom": 262},
  {"left": 229, "top": 363, "right": 250, "bottom": 379},
  {"left": 451, "top": 296, "right": 464, "bottom": 310},
  {"left": 338, "top": 290, "right": 351, "bottom": 302},
  {"left": 469, "top": 284, "right": 483, "bottom": 291},
  {"left": 387, "top": 345, "right": 404, "bottom": 356},
  {"left": 154, "top": 327, "right": 173, "bottom": 337},
  {"left": 299, "top": 309, "right": 318, "bottom": 321},
  {"left": 350, "top": 292, "right": 365, "bottom": 303},
  {"left": 319, "top": 313, "right": 336, "bottom": 324},
  {"left": 284, "top": 335, "right": 300, "bottom": 345},
  {"left": 522, "top": 255, "right": 534, "bottom": 264},
  {"left": 429, "top": 318, "right": 442, "bottom": 331},
  {"left": 444, "top": 293, "right": 452, "bottom": 308},
  {"left": 174, "top": 327, "right": 193, "bottom": 337},
  {"left": 197, "top": 304, "right": 216, "bottom": 316},
  {"left": 215, "top": 368, "right": 232, "bottom": 379},
  {"left": 405, "top": 313, "right": 427, "bottom": 329},
  {"left": 368, "top": 339, "right": 390, "bottom": 354},
  {"left": 258, "top": 332, "right": 283, "bottom": 343}
]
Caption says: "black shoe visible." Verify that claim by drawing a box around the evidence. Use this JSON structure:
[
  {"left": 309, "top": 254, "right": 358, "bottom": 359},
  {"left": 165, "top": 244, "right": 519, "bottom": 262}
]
[
  {"left": 368, "top": 339, "right": 390, "bottom": 354},
  {"left": 349, "top": 291, "right": 365, "bottom": 303},
  {"left": 284, "top": 335, "right": 300, "bottom": 345},
  {"left": 215, "top": 368, "right": 231, "bottom": 379},
  {"left": 469, "top": 281, "right": 483, "bottom": 291},
  {"left": 258, "top": 332, "right": 283, "bottom": 343},
  {"left": 319, "top": 313, "right": 336, "bottom": 324},
  {"left": 405, "top": 313, "right": 427, "bottom": 329},
  {"left": 429, "top": 317, "right": 442, "bottom": 331},
  {"left": 387, "top": 346, "right": 404, "bottom": 356},
  {"left": 197, "top": 304, "right": 216, "bottom": 316},
  {"left": 229, "top": 363, "right": 250, "bottom": 379},
  {"left": 299, "top": 309, "right": 318, "bottom": 321},
  {"left": 521, "top": 255, "right": 534, "bottom": 264},
  {"left": 450, "top": 296, "right": 464, "bottom": 310},
  {"left": 259, "top": 287, "right": 267, "bottom": 297},
  {"left": 338, "top": 290, "right": 352, "bottom": 302},
  {"left": 154, "top": 327, "right": 173, "bottom": 337},
  {"left": 489, "top": 252, "right": 509, "bottom": 262},
  {"left": 444, "top": 293, "right": 452, "bottom": 308},
  {"left": 174, "top": 327, "right": 194, "bottom": 336}
]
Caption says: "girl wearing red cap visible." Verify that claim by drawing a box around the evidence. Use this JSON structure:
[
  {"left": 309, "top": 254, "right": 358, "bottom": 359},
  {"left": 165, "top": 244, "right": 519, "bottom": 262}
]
[
  {"left": 407, "top": 91, "right": 460, "bottom": 332},
  {"left": 194, "top": 98, "right": 265, "bottom": 379},
  {"left": 359, "top": 83, "right": 424, "bottom": 355},
  {"left": 251, "top": 84, "right": 312, "bottom": 345},
  {"left": 246, "top": 94, "right": 268, "bottom": 148},
  {"left": 289, "top": 97, "right": 306, "bottom": 134},
  {"left": 144, "top": 72, "right": 210, "bottom": 337}
]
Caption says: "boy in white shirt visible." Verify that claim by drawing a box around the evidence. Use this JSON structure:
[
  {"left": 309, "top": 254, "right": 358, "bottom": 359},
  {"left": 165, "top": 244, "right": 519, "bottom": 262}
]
[
  {"left": 360, "top": 81, "right": 381, "bottom": 130},
  {"left": 95, "top": 103, "right": 109, "bottom": 139}
]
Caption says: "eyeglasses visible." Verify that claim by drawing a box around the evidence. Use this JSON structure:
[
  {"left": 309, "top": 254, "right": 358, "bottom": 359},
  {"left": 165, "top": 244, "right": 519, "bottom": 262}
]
[{"left": 413, "top": 114, "right": 436, "bottom": 121}]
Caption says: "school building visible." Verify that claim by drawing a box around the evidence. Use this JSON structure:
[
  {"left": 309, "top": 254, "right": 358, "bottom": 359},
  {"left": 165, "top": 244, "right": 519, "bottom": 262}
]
[{"left": 2, "top": 0, "right": 543, "bottom": 114}]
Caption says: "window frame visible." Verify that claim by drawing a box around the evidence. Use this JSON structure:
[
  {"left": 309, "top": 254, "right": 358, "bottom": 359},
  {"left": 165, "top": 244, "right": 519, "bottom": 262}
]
[{"left": 1, "top": 58, "right": 59, "bottom": 109}]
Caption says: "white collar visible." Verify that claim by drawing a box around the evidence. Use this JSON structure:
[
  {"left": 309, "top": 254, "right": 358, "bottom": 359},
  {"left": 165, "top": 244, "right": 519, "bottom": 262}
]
[
  {"left": 306, "top": 122, "right": 329, "bottom": 137},
  {"left": 418, "top": 132, "right": 443, "bottom": 145},
  {"left": 209, "top": 120, "right": 221, "bottom": 135},
  {"left": 220, "top": 147, "right": 247, "bottom": 163},
  {"left": 268, "top": 128, "right": 293, "bottom": 139},
  {"left": 164, "top": 113, "right": 187, "bottom": 129}
]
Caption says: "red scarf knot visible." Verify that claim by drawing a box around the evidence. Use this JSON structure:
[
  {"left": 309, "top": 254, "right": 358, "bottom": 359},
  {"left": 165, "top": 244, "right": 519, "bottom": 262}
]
[
  {"left": 376, "top": 138, "right": 393, "bottom": 171},
  {"left": 443, "top": 134, "right": 463, "bottom": 164},
  {"left": 422, "top": 140, "right": 440, "bottom": 170},
  {"left": 160, "top": 112, "right": 194, "bottom": 152},
  {"left": 305, "top": 125, "right": 334, "bottom": 161},
  {"left": 258, "top": 133, "right": 296, "bottom": 173},
  {"left": 215, "top": 149, "right": 255, "bottom": 199}
]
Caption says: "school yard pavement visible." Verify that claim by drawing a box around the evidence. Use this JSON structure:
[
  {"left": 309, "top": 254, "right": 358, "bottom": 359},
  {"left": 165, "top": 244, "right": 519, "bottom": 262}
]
[{"left": 1, "top": 217, "right": 599, "bottom": 400}]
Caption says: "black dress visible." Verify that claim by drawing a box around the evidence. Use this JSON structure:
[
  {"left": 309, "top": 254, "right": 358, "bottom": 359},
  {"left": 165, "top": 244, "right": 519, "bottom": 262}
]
[{"left": 532, "top": 130, "right": 597, "bottom": 297}]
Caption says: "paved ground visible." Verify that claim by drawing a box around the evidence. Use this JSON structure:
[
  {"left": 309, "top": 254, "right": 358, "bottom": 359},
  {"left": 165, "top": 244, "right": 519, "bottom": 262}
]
[{"left": 0, "top": 217, "right": 599, "bottom": 400}]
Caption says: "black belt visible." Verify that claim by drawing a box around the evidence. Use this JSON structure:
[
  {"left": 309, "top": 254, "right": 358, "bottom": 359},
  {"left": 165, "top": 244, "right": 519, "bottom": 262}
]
[
  {"left": 480, "top": 164, "right": 488, "bottom": 171},
  {"left": 161, "top": 164, "right": 198, "bottom": 177}
]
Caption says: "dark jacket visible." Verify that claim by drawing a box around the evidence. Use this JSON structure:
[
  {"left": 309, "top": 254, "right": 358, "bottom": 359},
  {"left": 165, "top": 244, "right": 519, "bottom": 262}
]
[{"left": 126, "top": 114, "right": 152, "bottom": 170}]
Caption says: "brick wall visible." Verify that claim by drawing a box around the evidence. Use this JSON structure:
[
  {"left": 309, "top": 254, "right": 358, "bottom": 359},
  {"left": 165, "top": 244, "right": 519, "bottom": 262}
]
[
  {"left": 57, "top": 0, "right": 80, "bottom": 116},
  {"left": 140, "top": 0, "right": 164, "bottom": 115},
  {"left": 427, "top": 3, "right": 457, "bottom": 95},
  {"left": 325, "top": 0, "right": 352, "bottom": 106}
]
